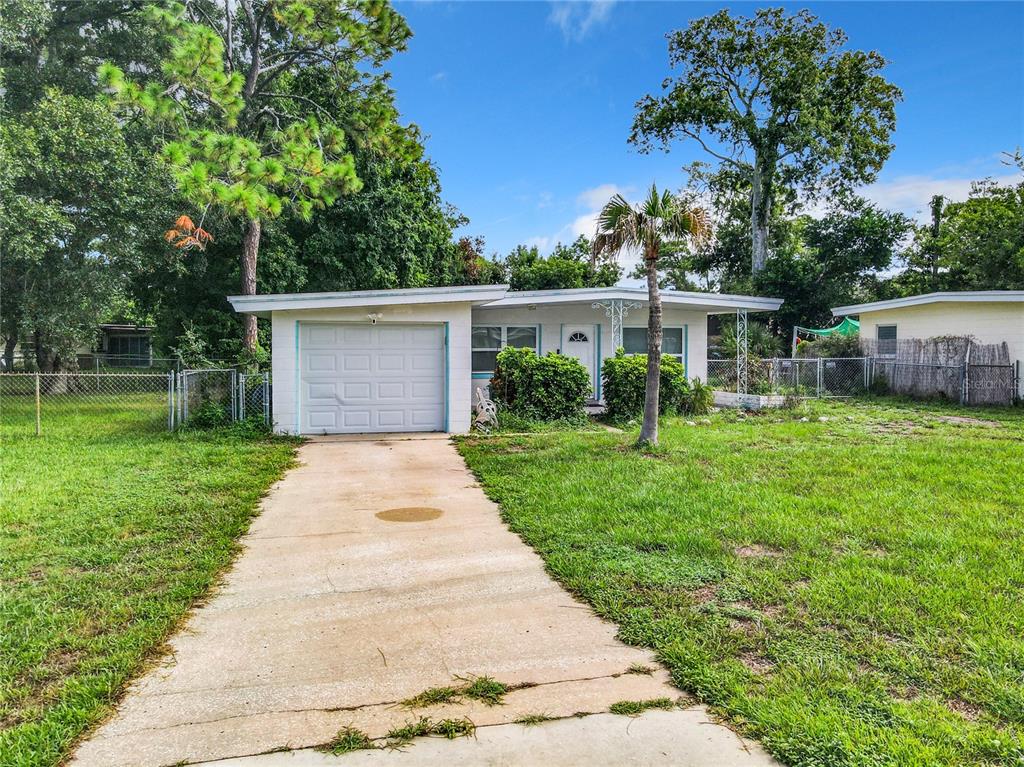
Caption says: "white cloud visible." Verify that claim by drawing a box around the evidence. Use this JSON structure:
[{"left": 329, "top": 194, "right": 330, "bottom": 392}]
[
  {"left": 523, "top": 183, "right": 643, "bottom": 283},
  {"left": 859, "top": 172, "right": 1023, "bottom": 222},
  {"left": 548, "top": 1, "right": 615, "bottom": 42},
  {"left": 430, "top": 71, "right": 447, "bottom": 83}
]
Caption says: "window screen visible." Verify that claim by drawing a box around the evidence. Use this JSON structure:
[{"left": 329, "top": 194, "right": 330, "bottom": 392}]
[
  {"left": 622, "top": 327, "right": 684, "bottom": 364},
  {"left": 876, "top": 325, "right": 897, "bottom": 356},
  {"left": 471, "top": 325, "right": 539, "bottom": 372}
]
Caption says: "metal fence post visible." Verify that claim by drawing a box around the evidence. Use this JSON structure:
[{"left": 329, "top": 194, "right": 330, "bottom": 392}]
[
  {"left": 263, "top": 372, "right": 270, "bottom": 426},
  {"left": 816, "top": 358, "right": 823, "bottom": 397},
  {"left": 238, "top": 374, "right": 246, "bottom": 421},
  {"left": 168, "top": 372, "right": 176, "bottom": 430},
  {"left": 35, "top": 373, "right": 41, "bottom": 436},
  {"left": 231, "top": 369, "right": 239, "bottom": 421}
]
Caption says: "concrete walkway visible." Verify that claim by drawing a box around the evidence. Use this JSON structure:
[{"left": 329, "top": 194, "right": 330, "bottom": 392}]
[{"left": 73, "top": 436, "right": 775, "bottom": 767}]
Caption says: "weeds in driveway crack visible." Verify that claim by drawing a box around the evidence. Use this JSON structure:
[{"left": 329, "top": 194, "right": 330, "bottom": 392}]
[
  {"left": 609, "top": 698, "right": 677, "bottom": 716},
  {"left": 385, "top": 716, "right": 475, "bottom": 748},
  {"left": 401, "top": 674, "right": 511, "bottom": 709},
  {"left": 319, "top": 727, "right": 376, "bottom": 755},
  {"left": 513, "top": 713, "right": 555, "bottom": 726}
]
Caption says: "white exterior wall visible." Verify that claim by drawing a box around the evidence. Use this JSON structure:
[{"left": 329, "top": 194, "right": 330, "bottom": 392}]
[
  {"left": 856, "top": 302, "right": 1024, "bottom": 396},
  {"left": 270, "top": 302, "right": 473, "bottom": 434},
  {"left": 469, "top": 304, "right": 711, "bottom": 399}
]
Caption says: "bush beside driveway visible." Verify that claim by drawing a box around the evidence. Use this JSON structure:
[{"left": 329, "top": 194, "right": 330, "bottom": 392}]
[{"left": 458, "top": 399, "right": 1024, "bottom": 766}]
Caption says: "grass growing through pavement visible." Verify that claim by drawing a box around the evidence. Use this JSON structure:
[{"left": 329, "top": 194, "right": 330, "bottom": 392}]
[
  {"left": 608, "top": 698, "right": 677, "bottom": 716},
  {"left": 458, "top": 398, "right": 1024, "bottom": 766},
  {"left": 385, "top": 717, "right": 475, "bottom": 747},
  {"left": 0, "top": 401, "right": 296, "bottom": 767},
  {"left": 321, "top": 727, "right": 376, "bottom": 755},
  {"left": 402, "top": 675, "right": 511, "bottom": 708}
]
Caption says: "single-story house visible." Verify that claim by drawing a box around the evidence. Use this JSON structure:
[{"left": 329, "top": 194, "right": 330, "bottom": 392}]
[
  {"left": 228, "top": 285, "right": 782, "bottom": 435},
  {"left": 832, "top": 290, "right": 1024, "bottom": 397}
]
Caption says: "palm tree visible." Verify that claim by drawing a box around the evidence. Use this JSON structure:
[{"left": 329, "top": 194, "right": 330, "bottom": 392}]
[{"left": 593, "top": 184, "right": 711, "bottom": 446}]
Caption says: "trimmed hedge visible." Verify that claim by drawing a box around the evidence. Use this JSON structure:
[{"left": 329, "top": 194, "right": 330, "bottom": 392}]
[{"left": 490, "top": 347, "right": 591, "bottom": 421}]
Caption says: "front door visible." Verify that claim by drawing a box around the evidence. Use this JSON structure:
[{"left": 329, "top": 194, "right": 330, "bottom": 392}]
[{"left": 563, "top": 325, "right": 596, "bottom": 396}]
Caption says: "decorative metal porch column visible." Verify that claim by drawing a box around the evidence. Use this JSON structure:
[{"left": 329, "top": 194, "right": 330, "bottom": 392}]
[
  {"left": 592, "top": 299, "right": 642, "bottom": 350},
  {"left": 736, "top": 308, "right": 748, "bottom": 394}
]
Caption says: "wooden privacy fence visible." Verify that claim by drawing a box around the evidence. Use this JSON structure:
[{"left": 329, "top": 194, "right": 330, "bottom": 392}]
[{"left": 861, "top": 337, "right": 1018, "bottom": 406}]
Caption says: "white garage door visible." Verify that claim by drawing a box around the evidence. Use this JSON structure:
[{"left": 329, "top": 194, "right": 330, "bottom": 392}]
[{"left": 300, "top": 323, "right": 445, "bottom": 434}]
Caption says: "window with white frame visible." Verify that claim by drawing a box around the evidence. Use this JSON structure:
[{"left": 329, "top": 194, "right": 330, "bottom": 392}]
[
  {"left": 876, "top": 325, "right": 897, "bottom": 357},
  {"left": 472, "top": 325, "right": 538, "bottom": 373},
  {"left": 622, "top": 327, "right": 685, "bottom": 365}
]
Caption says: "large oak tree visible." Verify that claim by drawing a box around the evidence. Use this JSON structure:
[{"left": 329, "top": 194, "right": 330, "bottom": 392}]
[{"left": 631, "top": 8, "right": 901, "bottom": 274}]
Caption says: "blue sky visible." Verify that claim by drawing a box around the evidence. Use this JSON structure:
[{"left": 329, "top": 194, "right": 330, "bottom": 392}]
[{"left": 388, "top": 1, "right": 1024, "bottom": 262}]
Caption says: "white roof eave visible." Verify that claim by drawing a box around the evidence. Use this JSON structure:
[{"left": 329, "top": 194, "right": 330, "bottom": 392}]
[
  {"left": 481, "top": 287, "right": 782, "bottom": 312},
  {"left": 228, "top": 284, "right": 511, "bottom": 315},
  {"left": 227, "top": 284, "right": 783, "bottom": 317},
  {"left": 832, "top": 290, "right": 1024, "bottom": 316}
]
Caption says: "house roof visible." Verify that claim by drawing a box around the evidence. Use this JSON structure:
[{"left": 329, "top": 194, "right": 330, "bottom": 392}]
[
  {"left": 832, "top": 291, "right": 1024, "bottom": 317},
  {"left": 228, "top": 285, "right": 782, "bottom": 317},
  {"left": 227, "top": 285, "right": 511, "bottom": 316}
]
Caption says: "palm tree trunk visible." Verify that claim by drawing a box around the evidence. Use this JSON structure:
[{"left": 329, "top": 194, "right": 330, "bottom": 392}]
[
  {"left": 639, "top": 252, "right": 662, "bottom": 446},
  {"left": 241, "top": 218, "right": 260, "bottom": 352}
]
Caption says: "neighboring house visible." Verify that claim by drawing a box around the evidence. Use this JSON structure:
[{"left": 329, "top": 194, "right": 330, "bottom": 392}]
[
  {"left": 1, "top": 323, "right": 155, "bottom": 370},
  {"left": 87, "top": 324, "right": 155, "bottom": 367},
  {"left": 832, "top": 291, "right": 1024, "bottom": 397},
  {"left": 228, "top": 285, "right": 782, "bottom": 435}
]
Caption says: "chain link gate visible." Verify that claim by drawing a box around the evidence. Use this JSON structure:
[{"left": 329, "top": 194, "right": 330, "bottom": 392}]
[{"left": 237, "top": 372, "right": 271, "bottom": 424}]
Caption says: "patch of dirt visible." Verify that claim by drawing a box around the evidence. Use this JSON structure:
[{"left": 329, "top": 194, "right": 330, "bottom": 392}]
[
  {"left": 890, "top": 684, "right": 921, "bottom": 703},
  {"left": 866, "top": 420, "right": 917, "bottom": 435},
  {"left": 946, "top": 697, "right": 984, "bottom": 721},
  {"left": 734, "top": 544, "right": 784, "bottom": 559},
  {"left": 690, "top": 584, "right": 719, "bottom": 604},
  {"left": 739, "top": 652, "right": 775, "bottom": 675},
  {"left": 935, "top": 415, "right": 1001, "bottom": 427}
]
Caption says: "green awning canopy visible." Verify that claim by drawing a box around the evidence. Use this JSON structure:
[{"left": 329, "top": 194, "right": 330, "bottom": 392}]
[{"left": 796, "top": 317, "right": 860, "bottom": 338}]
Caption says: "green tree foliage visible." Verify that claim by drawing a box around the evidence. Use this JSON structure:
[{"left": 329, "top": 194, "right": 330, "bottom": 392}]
[
  {"left": 593, "top": 185, "right": 710, "bottom": 446},
  {"left": 492, "top": 236, "right": 620, "bottom": 291},
  {"left": 631, "top": 8, "right": 901, "bottom": 273},
  {"left": 753, "top": 197, "right": 910, "bottom": 334},
  {"left": 0, "top": 92, "right": 157, "bottom": 370},
  {"left": 897, "top": 179, "right": 1024, "bottom": 292},
  {"left": 132, "top": 64, "right": 471, "bottom": 358},
  {"left": 99, "top": 0, "right": 413, "bottom": 351}
]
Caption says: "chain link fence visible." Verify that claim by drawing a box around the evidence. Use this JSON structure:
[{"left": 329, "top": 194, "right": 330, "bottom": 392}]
[
  {"left": 708, "top": 356, "right": 1019, "bottom": 406},
  {"left": 0, "top": 372, "right": 173, "bottom": 435},
  {"left": 1, "top": 369, "right": 273, "bottom": 435}
]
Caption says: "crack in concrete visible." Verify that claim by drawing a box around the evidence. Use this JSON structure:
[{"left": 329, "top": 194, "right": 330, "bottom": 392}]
[
  {"left": 91, "top": 668, "right": 666, "bottom": 742},
  {"left": 179, "top": 710, "right": 616, "bottom": 767}
]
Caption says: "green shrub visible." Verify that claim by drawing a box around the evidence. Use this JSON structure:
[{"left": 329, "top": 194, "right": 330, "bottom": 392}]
[
  {"left": 682, "top": 378, "right": 714, "bottom": 415},
  {"left": 601, "top": 349, "right": 690, "bottom": 419},
  {"left": 187, "top": 401, "right": 231, "bottom": 429},
  {"left": 490, "top": 347, "right": 590, "bottom": 421},
  {"left": 796, "top": 333, "right": 861, "bottom": 358}
]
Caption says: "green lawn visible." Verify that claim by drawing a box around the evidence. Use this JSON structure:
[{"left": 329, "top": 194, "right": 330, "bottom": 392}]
[
  {"left": 458, "top": 399, "right": 1024, "bottom": 766},
  {"left": 0, "top": 398, "right": 297, "bottom": 767}
]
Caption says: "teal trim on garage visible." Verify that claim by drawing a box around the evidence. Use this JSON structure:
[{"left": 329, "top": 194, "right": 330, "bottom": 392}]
[
  {"left": 294, "top": 320, "right": 301, "bottom": 434},
  {"left": 443, "top": 321, "right": 450, "bottom": 433},
  {"left": 471, "top": 372, "right": 492, "bottom": 379}
]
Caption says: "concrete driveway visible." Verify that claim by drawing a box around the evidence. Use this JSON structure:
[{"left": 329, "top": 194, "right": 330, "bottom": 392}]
[{"left": 73, "top": 436, "right": 775, "bottom": 767}]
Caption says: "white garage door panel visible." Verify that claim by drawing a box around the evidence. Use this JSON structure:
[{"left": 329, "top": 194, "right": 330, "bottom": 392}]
[{"left": 300, "top": 323, "right": 445, "bottom": 434}]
